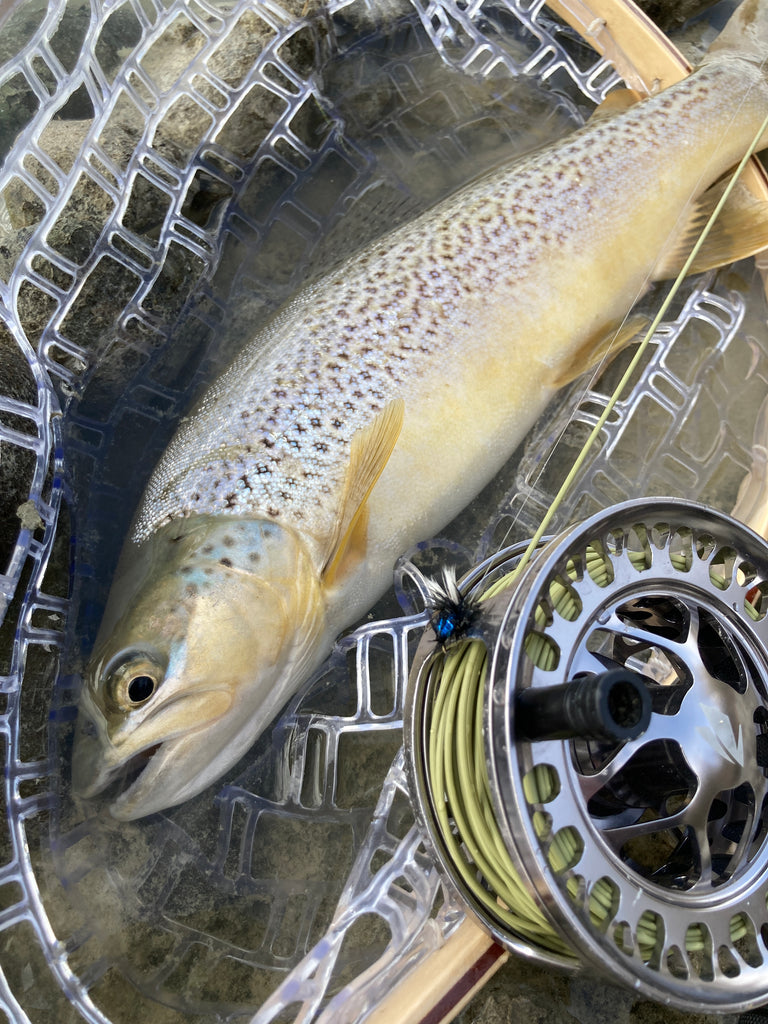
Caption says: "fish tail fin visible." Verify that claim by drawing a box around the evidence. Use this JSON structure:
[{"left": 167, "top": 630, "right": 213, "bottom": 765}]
[{"left": 706, "top": 0, "right": 768, "bottom": 65}]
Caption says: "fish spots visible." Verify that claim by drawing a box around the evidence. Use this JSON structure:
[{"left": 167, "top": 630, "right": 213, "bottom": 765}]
[
  {"left": 139, "top": 69, "right": 728, "bottom": 549},
  {"left": 223, "top": 535, "right": 235, "bottom": 547},
  {"left": 219, "top": 557, "right": 233, "bottom": 567},
  {"left": 248, "top": 551, "right": 260, "bottom": 564}
]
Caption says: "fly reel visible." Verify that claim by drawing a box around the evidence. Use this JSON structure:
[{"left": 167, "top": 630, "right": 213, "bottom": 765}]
[{"left": 406, "top": 497, "right": 768, "bottom": 1012}]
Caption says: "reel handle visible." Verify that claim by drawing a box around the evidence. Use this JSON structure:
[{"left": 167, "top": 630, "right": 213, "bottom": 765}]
[{"left": 514, "top": 669, "right": 652, "bottom": 743}]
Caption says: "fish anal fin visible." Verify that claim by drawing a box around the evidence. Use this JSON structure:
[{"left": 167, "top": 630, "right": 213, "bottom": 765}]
[
  {"left": 322, "top": 398, "right": 405, "bottom": 588},
  {"left": 552, "top": 313, "right": 649, "bottom": 388},
  {"left": 653, "top": 180, "right": 768, "bottom": 281}
]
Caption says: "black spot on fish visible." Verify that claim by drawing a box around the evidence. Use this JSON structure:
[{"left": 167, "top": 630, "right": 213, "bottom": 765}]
[
  {"left": 248, "top": 551, "right": 260, "bottom": 563},
  {"left": 220, "top": 557, "right": 233, "bottom": 567},
  {"left": 223, "top": 535, "right": 235, "bottom": 547},
  {"left": 203, "top": 544, "right": 214, "bottom": 554}
]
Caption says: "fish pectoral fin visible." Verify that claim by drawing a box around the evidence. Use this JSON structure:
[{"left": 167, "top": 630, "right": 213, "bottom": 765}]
[
  {"left": 323, "top": 503, "right": 371, "bottom": 590},
  {"left": 321, "top": 398, "right": 405, "bottom": 587},
  {"left": 653, "top": 180, "right": 768, "bottom": 280},
  {"left": 552, "top": 313, "right": 650, "bottom": 388}
]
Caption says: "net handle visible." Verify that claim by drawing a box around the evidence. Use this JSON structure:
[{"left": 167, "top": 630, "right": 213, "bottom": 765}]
[{"left": 363, "top": 919, "right": 508, "bottom": 1024}]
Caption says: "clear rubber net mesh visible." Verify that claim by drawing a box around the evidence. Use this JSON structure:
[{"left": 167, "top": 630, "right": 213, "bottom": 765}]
[{"left": 0, "top": 0, "right": 766, "bottom": 1021}]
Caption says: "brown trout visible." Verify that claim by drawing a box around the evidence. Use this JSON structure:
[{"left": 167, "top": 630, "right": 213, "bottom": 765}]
[{"left": 74, "top": 0, "right": 768, "bottom": 819}]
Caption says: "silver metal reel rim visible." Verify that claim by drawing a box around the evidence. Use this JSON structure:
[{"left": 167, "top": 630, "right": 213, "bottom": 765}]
[{"left": 486, "top": 498, "right": 768, "bottom": 1012}]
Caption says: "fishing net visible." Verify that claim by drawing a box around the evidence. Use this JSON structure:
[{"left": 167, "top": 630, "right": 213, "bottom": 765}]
[{"left": 0, "top": 0, "right": 765, "bottom": 1020}]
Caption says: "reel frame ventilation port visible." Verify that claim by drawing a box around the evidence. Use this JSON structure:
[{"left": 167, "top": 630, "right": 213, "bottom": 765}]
[{"left": 406, "top": 498, "right": 768, "bottom": 1012}]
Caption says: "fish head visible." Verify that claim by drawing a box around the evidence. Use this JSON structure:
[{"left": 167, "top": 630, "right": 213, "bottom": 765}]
[{"left": 73, "top": 515, "right": 325, "bottom": 820}]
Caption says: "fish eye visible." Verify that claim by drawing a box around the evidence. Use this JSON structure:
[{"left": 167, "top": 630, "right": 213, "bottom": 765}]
[
  {"left": 126, "top": 674, "right": 157, "bottom": 704},
  {"left": 103, "top": 651, "right": 164, "bottom": 710}
]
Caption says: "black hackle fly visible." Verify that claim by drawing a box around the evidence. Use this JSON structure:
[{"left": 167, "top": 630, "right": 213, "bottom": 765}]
[{"left": 425, "top": 567, "right": 479, "bottom": 647}]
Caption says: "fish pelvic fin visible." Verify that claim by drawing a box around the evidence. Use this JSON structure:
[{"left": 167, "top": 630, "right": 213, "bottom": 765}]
[
  {"left": 652, "top": 179, "right": 768, "bottom": 281},
  {"left": 588, "top": 87, "right": 644, "bottom": 122},
  {"left": 551, "top": 313, "right": 650, "bottom": 389},
  {"left": 321, "top": 398, "right": 405, "bottom": 588}
]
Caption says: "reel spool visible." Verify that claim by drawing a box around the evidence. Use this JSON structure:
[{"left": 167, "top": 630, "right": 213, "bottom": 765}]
[{"left": 406, "top": 497, "right": 768, "bottom": 1012}]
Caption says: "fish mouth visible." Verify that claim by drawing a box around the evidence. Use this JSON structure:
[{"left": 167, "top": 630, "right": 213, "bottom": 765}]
[
  {"left": 72, "top": 722, "right": 162, "bottom": 807},
  {"left": 73, "top": 729, "right": 191, "bottom": 820},
  {"left": 102, "top": 743, "right": 162, "bottom": 802},
  {"left": 72, "top": 685, "right": 240, "bottom": 819},
  {"left": 106, "top": 742, "right": 168, "bottom": 819}
]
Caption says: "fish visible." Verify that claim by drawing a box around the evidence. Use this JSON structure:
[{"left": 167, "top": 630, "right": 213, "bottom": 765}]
[{"left": 73, "top": 0, "right": 768, "bottom": 819}]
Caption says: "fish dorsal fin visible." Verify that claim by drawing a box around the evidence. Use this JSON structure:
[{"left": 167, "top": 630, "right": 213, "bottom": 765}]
[
  {"left": 322, "top": 398, "right": 405, "bottom": 587},
  {"left": 552, "top": 313, "right": 649, "bottom": 388},
  {"left": 653, "top": 179, "right": 768, "bottom": 281},
  {"left": 588, "top": 87, "right": 644, "bottom": 122}
]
